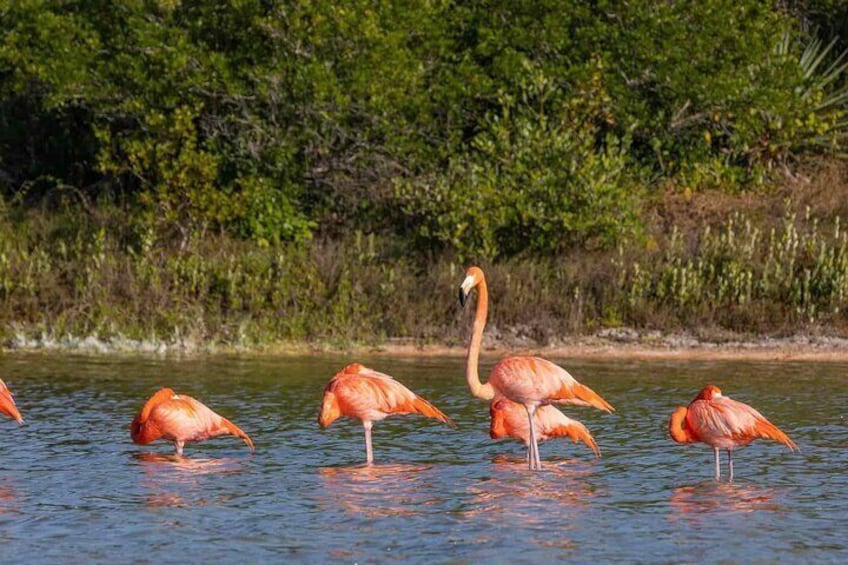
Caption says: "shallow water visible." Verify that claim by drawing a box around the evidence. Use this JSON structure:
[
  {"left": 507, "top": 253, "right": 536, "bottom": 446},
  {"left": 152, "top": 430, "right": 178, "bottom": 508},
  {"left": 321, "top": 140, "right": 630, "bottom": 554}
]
[{"left": 0, "top": 352, "right": 845, "bottom": 563}]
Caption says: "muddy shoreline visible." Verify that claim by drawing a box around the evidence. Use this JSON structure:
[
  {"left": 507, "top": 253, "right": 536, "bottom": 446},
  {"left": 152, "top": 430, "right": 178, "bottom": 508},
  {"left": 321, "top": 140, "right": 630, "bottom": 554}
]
[
  {"left": 357, "top": 333, "right": 848, "bottom": 362},
  {"left": 5, "top": 331, "right": 848, "bottom": 361}
]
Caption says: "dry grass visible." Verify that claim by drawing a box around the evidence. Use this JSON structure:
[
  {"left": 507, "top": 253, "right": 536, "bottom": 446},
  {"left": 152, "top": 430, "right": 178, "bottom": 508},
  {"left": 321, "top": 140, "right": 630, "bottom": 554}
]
[{"left": 3, "top": 163, "right": 848, "bottom": 348}]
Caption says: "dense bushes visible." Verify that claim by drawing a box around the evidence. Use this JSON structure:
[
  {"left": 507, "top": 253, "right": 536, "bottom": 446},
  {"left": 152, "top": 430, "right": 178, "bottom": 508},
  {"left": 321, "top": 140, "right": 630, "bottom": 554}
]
[
  {"left": 3, "top": 2, "right": 848, "bottom": 257},
  {"left": 3, "top": 2, "right": 848, "bottom": 345},
  {"left": 3, "top": 178, "right": 848, "bottom": 347},
  {"left": 397, "top": 69, "right": 642, "bottom": 258}
]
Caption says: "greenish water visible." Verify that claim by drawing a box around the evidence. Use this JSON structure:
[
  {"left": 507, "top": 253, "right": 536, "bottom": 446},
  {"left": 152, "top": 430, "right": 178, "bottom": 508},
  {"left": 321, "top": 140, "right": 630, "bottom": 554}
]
[{"left": 0, "top": 352, "right": 845, "bottom": 563}]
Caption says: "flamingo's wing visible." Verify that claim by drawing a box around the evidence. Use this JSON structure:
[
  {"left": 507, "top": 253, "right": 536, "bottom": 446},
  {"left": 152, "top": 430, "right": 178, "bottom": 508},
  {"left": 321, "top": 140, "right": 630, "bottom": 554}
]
[
  {"left": 147, "top": 397, "right": 212, "bottom": 440},
  {"left": 355, "top": 367, "right": 455, "bottom": 426},
  {"left": 137, "top": 388, "right": 176, "bottom": 425},
  {"left": 690, "top": 397, "right": 797, "bottom": 450},
  {"left": 536, "top": 405, "right": 601, "bottom": 456},
  {"left": 489, "top": 399, "right": 600, "bottom": 456},
  {"left": 328, "top": 365, "right": 455, "bottom": 427},
  {"left": 170, "top": 396, "right": 254, "bottom": 449},
  {"left": 523, "top": 357, "right": 615, "bottom": 412}
]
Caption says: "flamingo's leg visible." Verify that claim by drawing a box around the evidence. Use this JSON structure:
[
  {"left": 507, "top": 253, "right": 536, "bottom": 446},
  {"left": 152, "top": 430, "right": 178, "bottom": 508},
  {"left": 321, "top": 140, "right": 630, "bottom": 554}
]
[
  {"left": 534, "top": 441, "right": 542, "bottom": 470},
  {"left": 713, "top": 446, "right": 720, "bottom": 481},
  {"left": 364, "top": 421, "right": 374, "bottom": 465},
  {"left": 727, "top": 449, "right": 734, "bottom": 482},
  {"left": 175, "top": 440, "right": 185, "bottom": 456},
  {"left": 525, "top": 405, "right": 541, "bottom": 471}
]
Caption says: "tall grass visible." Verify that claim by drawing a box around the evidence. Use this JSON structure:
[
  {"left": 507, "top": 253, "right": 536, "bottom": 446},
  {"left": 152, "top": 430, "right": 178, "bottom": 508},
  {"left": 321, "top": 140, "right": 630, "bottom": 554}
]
[
  {"left": 621, "top": 208, "right": 848, "bottom": 334},
  {"left": 2, "top": 193, "right": 848, "bottom": 349}
]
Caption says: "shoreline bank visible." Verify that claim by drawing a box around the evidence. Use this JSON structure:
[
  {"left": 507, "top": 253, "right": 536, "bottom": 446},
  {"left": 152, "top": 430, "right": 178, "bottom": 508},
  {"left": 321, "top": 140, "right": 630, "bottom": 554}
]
[{"left": 4, "top": 332, "right": 848, "bottom": 361}]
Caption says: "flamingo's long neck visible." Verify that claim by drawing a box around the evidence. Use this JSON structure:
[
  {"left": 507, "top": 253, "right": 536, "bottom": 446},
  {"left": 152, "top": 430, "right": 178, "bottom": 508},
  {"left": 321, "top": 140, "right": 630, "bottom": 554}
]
[
  {"left": 668, "top": 407, "right": 698, "bottom": 444},
  {"left": 467, "top": 277, "right": 495, "bottom": 400}
]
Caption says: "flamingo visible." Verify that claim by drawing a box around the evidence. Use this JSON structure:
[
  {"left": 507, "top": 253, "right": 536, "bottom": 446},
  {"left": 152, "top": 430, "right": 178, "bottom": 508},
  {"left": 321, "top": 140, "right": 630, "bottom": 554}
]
[
  {"left": 459, "top": 266, "right": 614, "bottom": 470},
  {"left": 130, "top": 388, "right": 254, "bottom": 455},
  {"left": 318, "top": 363, "right": 455, "bottom": 464},
  {"left": 490, "top": 398, "right": 600, "bottom": 462},
  {"left": 669, "top": 384, "right": 797, "bottom": 481},
  {"left": 0, "top": 379, "right": 23, "bottom": 424}
]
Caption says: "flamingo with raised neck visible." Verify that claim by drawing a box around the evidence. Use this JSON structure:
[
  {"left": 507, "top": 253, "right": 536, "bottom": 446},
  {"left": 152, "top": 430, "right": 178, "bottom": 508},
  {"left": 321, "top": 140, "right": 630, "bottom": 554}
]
[{"left": 459, "top": 266, "right": 614, "bottom": 470}]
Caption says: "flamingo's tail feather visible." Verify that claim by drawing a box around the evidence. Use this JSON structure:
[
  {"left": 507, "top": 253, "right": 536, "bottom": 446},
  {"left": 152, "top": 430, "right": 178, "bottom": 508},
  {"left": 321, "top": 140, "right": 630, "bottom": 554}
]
[
  {"left": 0, "top": 385, "right": 22, "bottom": 424},
  {"left": 749, "top": 419, "right": 798, "bottom": 452},
  {"left": 410, "top": 395, "right": 457, "bottom": 428},
  {"left": 557, "top": 381, "right": 615, "bottom": 413},
  {"left": 551, "top": 420, "right": 601, "bottom": 457}
]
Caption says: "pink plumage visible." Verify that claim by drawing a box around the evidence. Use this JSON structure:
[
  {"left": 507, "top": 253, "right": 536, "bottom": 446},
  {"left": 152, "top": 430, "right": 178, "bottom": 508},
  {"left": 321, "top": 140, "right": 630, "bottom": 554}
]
[
  {"left": 318, "top": 363, "right": 455, "bottom": 464},
  {"left": 669, "top": 384, "right": 797, "bottom": 480},
  {"left": 131, "top": 388, "right": 254, "bottom": 455},
  {"left": 459, "top": 266, "right": 614, "bottom": 470},
  {"left": 490, "top": 398, "right": 600, "bottom": 458}
]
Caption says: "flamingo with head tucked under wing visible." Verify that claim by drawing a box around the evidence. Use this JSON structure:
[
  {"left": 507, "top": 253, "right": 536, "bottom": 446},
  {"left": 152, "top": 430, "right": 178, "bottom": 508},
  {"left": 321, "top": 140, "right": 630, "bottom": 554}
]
[
  {"left": 490, "top": 397, "right": 600, "bottom": 462},
  {"left": 318, "top": 363, "right": 455, "bottom": 464},
  {"left": 130, "top": 388, "right": 254, "bottom": 455},
  {"left": 0, "top": 379, "right": 23, "bottom": 424},
  {"left": 459, "top": 266, "right": 614, "bottom": 470},
  {"left": 669, "top": 384, "right": 797, "bottom": 481}
]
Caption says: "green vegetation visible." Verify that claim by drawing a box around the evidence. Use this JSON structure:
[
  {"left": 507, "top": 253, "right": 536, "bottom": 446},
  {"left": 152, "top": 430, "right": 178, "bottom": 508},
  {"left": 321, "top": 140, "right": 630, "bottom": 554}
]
[{"left": 2, "top": 1, "right": 848, "bottom": 348}]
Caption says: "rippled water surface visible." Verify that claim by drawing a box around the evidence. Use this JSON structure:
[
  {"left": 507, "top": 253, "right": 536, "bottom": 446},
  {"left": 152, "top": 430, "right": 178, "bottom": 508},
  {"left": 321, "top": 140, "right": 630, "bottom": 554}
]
[{"left": 0, "top": 352, "right": 845, "bottom": 563}]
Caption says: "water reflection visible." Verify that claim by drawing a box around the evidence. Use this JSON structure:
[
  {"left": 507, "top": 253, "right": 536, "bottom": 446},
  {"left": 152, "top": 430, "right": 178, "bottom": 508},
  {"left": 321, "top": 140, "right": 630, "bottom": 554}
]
[
  {"left": 133, "top": 451, "right": 246, "bottom": 473},
  {"left": 0, "top": 481, "right": 19, "bottom": 516},
  {"left": 490, "top": 453, "right": 597, "bottom": 471},
  {"left": 317, "top": 463, "right": 438, "bottom": 518},
  {"left": 463, "top": 458, "right": 598, "bottom": 523},
  {"left": 669, "top": 481, "right": 782, "bottom": 522},
  {"left": 133, "top": 452, "right": 246, "bottom": 508},
  {"left": 1, "top": 353, "right": 845, "bottom": 563}
]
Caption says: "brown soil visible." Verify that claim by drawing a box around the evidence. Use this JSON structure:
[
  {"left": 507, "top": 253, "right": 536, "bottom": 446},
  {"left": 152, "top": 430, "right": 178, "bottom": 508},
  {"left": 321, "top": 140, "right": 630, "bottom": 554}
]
[{"left": 302, "top": 334, "right": 848, "bottom": 362}]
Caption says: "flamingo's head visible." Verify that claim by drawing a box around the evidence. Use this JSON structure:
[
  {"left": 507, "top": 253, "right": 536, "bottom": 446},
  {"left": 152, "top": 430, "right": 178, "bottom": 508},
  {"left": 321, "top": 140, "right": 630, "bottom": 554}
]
[
  {"left": 129, "top": 416, "right": 143, "bottom": 440},
  {"left": 695, "top": 384, "right": 722, "bottom": 401},
  {"left": 459, "top": 266, "right": 485, "bottom": 307},
  {"left": 317, "top": 390, "right": 341, "bottom": 428},
  {"left": 488, "top": 398, "right": 509, "bottom": 439},
  {"left": 129, "top": 414, "right": 162, "bottom": 444}
]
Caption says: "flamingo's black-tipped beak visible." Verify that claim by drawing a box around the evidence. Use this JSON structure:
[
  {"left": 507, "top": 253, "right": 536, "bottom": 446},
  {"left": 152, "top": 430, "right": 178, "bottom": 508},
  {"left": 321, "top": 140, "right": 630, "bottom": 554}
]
[{"left": 459, "top": 287, "right": 467, "bottom": 307}]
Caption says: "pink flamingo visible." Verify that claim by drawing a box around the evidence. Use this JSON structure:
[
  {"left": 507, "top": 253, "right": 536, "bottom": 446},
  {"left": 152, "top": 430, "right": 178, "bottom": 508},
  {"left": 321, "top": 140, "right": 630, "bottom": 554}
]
[
  {"left": 490, "top": 398, "right": 600, "bottom": 461},
  {"left": 459, "top": 266, "right": 614, "bottom": 470},
  {"left": 131, "top": 388, "right": 254, "bottom": 455},
  {"left": 669, "top": 384, "right": 797, "bottom": 481},
  {"left": 318, "top": 363, "right": 455, "bottom": 464},
  {"left": 0, "top": 379, "right": 23, "bottom": 424}
]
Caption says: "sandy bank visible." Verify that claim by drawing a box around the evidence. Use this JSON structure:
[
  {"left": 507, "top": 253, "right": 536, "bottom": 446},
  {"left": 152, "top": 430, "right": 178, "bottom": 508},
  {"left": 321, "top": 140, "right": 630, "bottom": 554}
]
[
  {"left": 354, "top": 334, "right": 848, "bottom": 362},
  {"left": 8, "top": 330, "right": 847, "bottom": 362}
]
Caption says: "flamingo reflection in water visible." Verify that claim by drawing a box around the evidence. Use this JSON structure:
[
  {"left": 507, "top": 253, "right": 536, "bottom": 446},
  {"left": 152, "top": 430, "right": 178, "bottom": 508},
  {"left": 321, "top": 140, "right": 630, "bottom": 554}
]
[
  {"left": 461, "top": 460, "right": 599, "bottom": 553},
  {"left": 0, "top": 481, "right": 19, "bottom": 516},
  {"left": 669, "top": 482, "right": 782, "bottom": 524},
  {"left": 317, "top": 463, "right": 437, "bottom": 518},
  {"left": 133, "top": 452, "right": 246, "bottom": 508}
]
